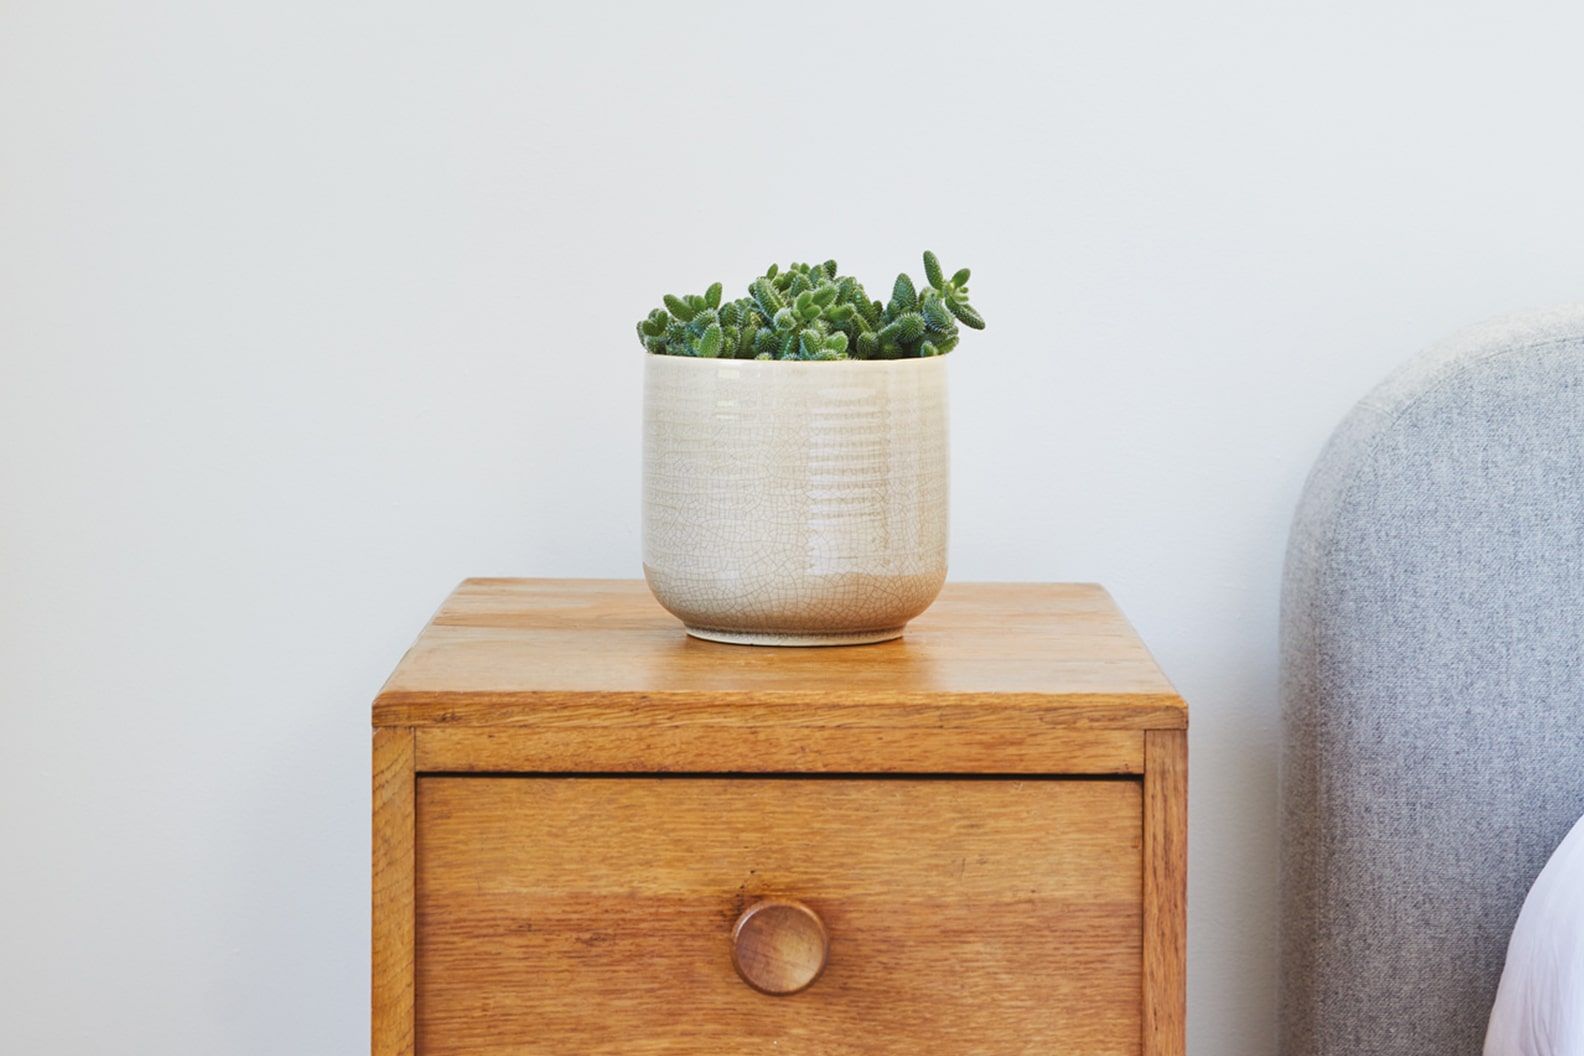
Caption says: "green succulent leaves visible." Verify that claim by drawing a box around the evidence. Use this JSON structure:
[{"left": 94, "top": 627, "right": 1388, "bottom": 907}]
[
  {"left": 662, "top": 294, "right": 694, "bottom": 322},
  {"left": 878, "top": 311, "right": 926, "bottom": 345},
  {"left": 696, "top": 322, "right": 723, "bottom": 358},
  {"left": 920, "top": 249, "right": 984, "bottom": 331},
  {"left": 637, "top": 251, "right": 985, "bottom": 360}
]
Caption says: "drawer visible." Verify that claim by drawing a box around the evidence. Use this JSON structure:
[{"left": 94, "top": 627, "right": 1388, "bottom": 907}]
[{"left": 414, "top": 775, "right": 1143, "bottom": 1056}]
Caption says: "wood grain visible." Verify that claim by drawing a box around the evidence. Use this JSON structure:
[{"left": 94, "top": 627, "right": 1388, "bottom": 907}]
[
  {"left": 413, "top": 725, "right": 1144, "bottom": 774},
  {"left": 1143, "top": 729, "right": 1188, "bottom": 1056},
  {"left": 371, "top": 728, "right": 415, "bottom": 1056},
  {"left": 374, "top": 579, "right": 1186, "bottom": 730},
  {"left": 415, "top": 776, "right": 1145, "bottom": 1056}
]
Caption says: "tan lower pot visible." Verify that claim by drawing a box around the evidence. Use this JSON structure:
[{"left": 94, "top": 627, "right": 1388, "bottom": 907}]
[{"left": 642, "top": 354, "right": 948, "bottom": 645}]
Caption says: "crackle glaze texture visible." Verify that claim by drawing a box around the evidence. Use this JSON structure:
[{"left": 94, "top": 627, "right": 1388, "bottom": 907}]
[{"left": 642, "top": 355, "right": 948, "bottom": 645}]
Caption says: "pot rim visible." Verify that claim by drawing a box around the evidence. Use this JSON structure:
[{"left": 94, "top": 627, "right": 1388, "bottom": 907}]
[{"left": 643, "top": 353, "right": 948, "bottom": 371}]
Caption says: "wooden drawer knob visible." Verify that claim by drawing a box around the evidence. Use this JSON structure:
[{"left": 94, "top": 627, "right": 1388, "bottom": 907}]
[{"left": 730, "top": 899, "right": 829, "bottom": 996}]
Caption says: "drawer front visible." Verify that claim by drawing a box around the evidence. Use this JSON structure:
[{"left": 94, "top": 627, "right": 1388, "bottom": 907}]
[{"left": 416, "top": 776, "right": 1143, "bottom": 1055}]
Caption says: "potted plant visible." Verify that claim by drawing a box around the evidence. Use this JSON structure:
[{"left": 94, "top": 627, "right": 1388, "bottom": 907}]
[{"left": 638, "top": 252, "right": 985, "bottom": 645}]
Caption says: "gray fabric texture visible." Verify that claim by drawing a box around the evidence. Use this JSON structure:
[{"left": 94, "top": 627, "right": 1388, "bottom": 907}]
[{"left": 1279, "top": 304, "right": 1584, "bottom": 1055}]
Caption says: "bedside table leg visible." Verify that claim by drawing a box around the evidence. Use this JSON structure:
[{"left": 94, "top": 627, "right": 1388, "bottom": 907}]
[
  {"left": 373, "top": 728, "right": 416, "bottom": 1056},
  {"left": 1143, "top": 729, "right": 1187, "bottom": 1056}
]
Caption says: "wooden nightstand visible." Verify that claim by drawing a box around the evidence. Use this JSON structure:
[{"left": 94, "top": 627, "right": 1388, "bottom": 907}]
[{"left": 372, "top": 579, "right": 1187, "bottom": 1056}]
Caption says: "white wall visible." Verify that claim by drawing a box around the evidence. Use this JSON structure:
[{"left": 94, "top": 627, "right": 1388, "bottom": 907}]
[{"left": 3, "top": 1, "right": 1582, "bottom": 1051}]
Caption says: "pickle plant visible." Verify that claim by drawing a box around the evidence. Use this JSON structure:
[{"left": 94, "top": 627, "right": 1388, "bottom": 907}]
[{"left": 636, "top": 251, "right": 984, "bottom": 360}]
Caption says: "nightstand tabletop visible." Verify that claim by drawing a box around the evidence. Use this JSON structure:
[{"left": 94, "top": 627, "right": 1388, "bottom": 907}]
[{"left": 373, "top": 578, "right": 1185, "bottom": 730}]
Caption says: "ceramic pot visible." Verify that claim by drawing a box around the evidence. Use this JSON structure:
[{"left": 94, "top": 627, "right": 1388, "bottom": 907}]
[{"left": 642, "top": 355, "right": 948, "bottom": 645}]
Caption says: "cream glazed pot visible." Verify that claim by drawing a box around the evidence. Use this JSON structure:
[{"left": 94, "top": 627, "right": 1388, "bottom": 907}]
[{"left": 642, "top": 354, "right": 948, "bottom": 645}]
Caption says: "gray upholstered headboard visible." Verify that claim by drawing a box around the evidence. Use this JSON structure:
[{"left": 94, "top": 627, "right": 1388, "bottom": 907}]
[{"left": 1280, "top": 305, "right": 1584, "bottom": 1054}]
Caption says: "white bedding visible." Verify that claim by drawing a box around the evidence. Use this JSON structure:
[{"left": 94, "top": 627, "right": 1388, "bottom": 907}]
[{"left": 1486, "top": 812, "right": 1584, "bottom": 1055}]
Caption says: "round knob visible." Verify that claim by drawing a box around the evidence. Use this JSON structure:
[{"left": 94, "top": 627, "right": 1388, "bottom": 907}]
[{"left": 730, "top": 899, "right": 829, "bottom": 996}]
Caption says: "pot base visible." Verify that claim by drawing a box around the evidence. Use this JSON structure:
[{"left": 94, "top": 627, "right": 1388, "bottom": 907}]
[{"left": 683, "top": 625, "right": 906, "bottom": 647}]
